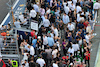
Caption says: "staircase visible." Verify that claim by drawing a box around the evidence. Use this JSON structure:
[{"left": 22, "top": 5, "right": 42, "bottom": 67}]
[{"left": 0, "top": 34, "right": 20, "bottom": 64}]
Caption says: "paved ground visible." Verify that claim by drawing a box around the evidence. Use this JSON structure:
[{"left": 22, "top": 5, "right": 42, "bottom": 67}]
[
  {"left": 90, "top": 10, "right": 100, "bottom": 67},
  {"left": 0, "top": 0, "right": 15, "bottom": 24}
]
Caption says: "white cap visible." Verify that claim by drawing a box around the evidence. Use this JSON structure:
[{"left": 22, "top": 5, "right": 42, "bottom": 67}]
[
  {"left": 70, "top": 63, "right": 73, "bottom": 65},
  {"left": 38, "top": 36, "right": 41, "bottom": 39}
]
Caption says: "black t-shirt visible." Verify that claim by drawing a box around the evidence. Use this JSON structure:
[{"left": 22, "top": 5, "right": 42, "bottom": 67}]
[{"left": 29, "top": 62, "right": 36, "bottom": 67}]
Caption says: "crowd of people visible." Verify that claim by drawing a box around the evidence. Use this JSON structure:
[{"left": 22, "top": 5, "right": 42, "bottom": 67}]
[{"left": 0, "top": 0, "right": 100, "bottom": 67}]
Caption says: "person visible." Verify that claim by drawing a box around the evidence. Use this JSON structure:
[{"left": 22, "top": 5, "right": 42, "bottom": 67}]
[
  {"left": 19, "top": 13, "right": 24, "bottom": 22},
  {"left": 47, "top": 35, "right": 54, "bottom": 47},
  {"left": 68, "top": 46, "right": 74, "bottom": 56},
  {"left": 14, "top": 19, "right": 21, "bottom": 28},
  {"left": 36, "top": 55, "right": 46, "bottom": 67},
  {"left": 43, "top": 34, "right": 48, "bottom": 49},
  {"left": 93, "top": 1, "right": 100, "bottom": 17},
  {"left": 53, "top": 60, "right": 58, "bottom": 67},
  {"left": 84, "top": 48, "right": 90, "bottom": 67},
  {"left": 64, "top": 4, "right": 70, "bottom": 15},
  {"left": 72, "top": 41, "right": 79, "bottom": 58},
  {"left": 32, "top": 37, "right": 37, "bottom": 49},
  {"left": 67, "top": 22, "right": 75, "bottom": 32},
  {"left": 30, "top": 8, "right": 37, "bottom": 20},
  {"left": 29, "top": 58, "right": 37, "bottom": 67},
  {"left": 43, "top": 15, "right": 50, "bottom": 28},
  {"left": 52, "top": 47, "right": 58, "bottom": 59},
  {"left": 76, "top": 3, "right": 82, "bottom": 13},
  {"left": 45, "top": 46, "right": 52, "bottom": 66},
  {"left": 62, "top": 12, "right": 70, "bottom": 24},
  {"left": 28, "top": 45, "right": 35, "bottom": 57}
]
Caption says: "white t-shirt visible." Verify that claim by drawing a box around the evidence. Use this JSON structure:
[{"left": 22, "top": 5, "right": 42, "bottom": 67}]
[
  {"left": 67, "top": 1, "right": 72, "bottom": 7},
  {"left": 72, "top": 44, "right": 79, "bottom": 51},
  {"left": 33, "top": 4, "right": 39, "bottom": 12},
  {"left": 23, "top": 19, "right": 28, "bottom": 25},
  {"left": 67, "top": 23, "right": 75, "bottom": 31},
  {"left": 53, "top": 28, "right": 58, "bottom": 37},
  {"left": 53, "top": 63, "right": 58, "bottom": 67},
  {"left": 30, "top": 46, "right": 35, "bottom": 56},
  {"left": 68, "top": 48, "right": 74, "bottom": 55},
  {"left": 43, "top": 19, "right": 50, "bottom": 27},
  {"left": 14, "top": 21, "right": 21, "bottom": 28},
  {"left": 76, "top": 6, "right": 82, "bottom": 13},
  {"left": 36, "top": 58, "right": 45, "bottom": 67},
  {"left": 46, "top": 9, "right": 51, "bottom": 14},
  {"left": 24, "top": 44, "right": 30, "bottom": 51},
  {"left": 30, "top": 10, "right": 37, "bottom": 18},
  {"left": 43, "top": 36, "right": 48, "bottom": 45},
  {"left": 19, "top": 14, "right": 24, "bottom": 22},
  {"left": 64, "top": 6, "right": 70, "bottom": 14},
  {"left": 70, "top": 4, "right": 75, "bottom": 11},
  {"left": 72, "top": 0, "right": 77, "bottom": 5},
  {"left": 52, "top": 49, "right": 58, "bottom": 58},
  {"left": 77, "top": 13, "right": 80, "bottom": 22},
  {"left": 85, "top": 35, "right": 90, "bottom": 43},
  {"left": 93, "top": 2, "right": 100, "bottom": 9}
]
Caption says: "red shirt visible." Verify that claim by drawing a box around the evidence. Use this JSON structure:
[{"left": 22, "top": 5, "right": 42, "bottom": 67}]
[
  {"left": 85, "top": 51, "right": 90, "bottom": 60},
  {"left": 1, "top": 32, "right": 6, "bottom": 36},
  {"left": 83, "top": 22, "right": 89, "bottom": 27}
]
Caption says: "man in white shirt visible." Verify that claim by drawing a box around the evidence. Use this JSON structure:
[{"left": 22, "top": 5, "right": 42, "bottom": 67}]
[
  {"left": 53, "top": 26, "right": 58, "bottom": 37},
  {"left": 70, "top": 2, "right": 75, "bottom": 11},
  {"left": 93, "top": 1, "right": 100, "bottom": 17},
  {"left": 46, "top": 7, "right": 51, "bottom": 14},
  {"left": 28, "top": 45, "right": 35, "bottom": 56},
  {"left": 52, "top": 47, "right": 58, "bottom": 59},
  {"left": 67, "top": 22, "right": 75, "bottom": 32},
  {"left": 72, "top": 42, "right": 79, "bottom": 58},
  {"left": 14, "top": 19, "right": 21, "bottom": 28},
  {"left": 85, "top": 32, "right": 92, "bottom": 44},
  {"left": 19, "top": 13, "right": 24, "bottom": 22},
  {"left": 43, "top": 15, "right": 50, "bottom": 27},
  {"left": 76, "top": 5, "right": 82, "bottom": 13},
  {"left": 53, "top": 61, "right": 58, "bottom": 67},
  {"left": 30, "top": 8, "right": 37, "bottom": 20},
  {"left": 36, "top": 55, "right": 46, "bottom": 67},
  {"left": 62, "top": 13, "right": 70, "bottom": 24},
  {"left": 68, "top": 46, "right": 74, "bottom": 56},
  {"left": 43, "top": 34, "right": 48, "bottom": 49},
  {"left": 64, "top": 4, "right": 70, "bottom": 15},
  {"left": 33, "top": 3, "right": 39, "bottom": 12}
]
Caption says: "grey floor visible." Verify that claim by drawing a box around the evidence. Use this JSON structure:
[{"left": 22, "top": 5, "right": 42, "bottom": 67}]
[{"left": 90, "top": 10, "right": 100, "bottom": 67}]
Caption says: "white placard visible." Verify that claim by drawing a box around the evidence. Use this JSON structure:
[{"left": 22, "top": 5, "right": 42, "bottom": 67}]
[{"left": 31, "top": 22, "right": 38, "bottom": 31}]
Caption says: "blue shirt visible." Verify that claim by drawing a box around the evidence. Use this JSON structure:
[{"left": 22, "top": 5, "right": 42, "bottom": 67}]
[
  {"left": 32, "top": 39, "right": 37, "bottom": 48},
  {"left": 47, "top": 37, "right": 54, "bottom": 47}
]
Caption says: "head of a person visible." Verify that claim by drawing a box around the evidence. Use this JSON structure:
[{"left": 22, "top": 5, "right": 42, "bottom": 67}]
[
  {"left": 66, "top": 3, "right": 68, "bottom": 6},
  {"left": 69, "top": 22, "right": 72, "bottom": 25},
  {"left": 52, "top": 47, "right": 55, "bottom": 50},
  {"left": 87, "top": 23, "right": 90, "bottom": 26},
  {"left": 58, "top": 1, "right": 60, "bottom": 5},
  {"left": 45, "top": 15, "right": 47, "bottom": 19},
  {"left": 28, "top": 45, "right": 31, "bottom": 48},
  {"left": 64, "top": 12, "right": 66, "bottom": 16},
  {"left": 86, "top": 32, "right": 89, "bottom": 35}
]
